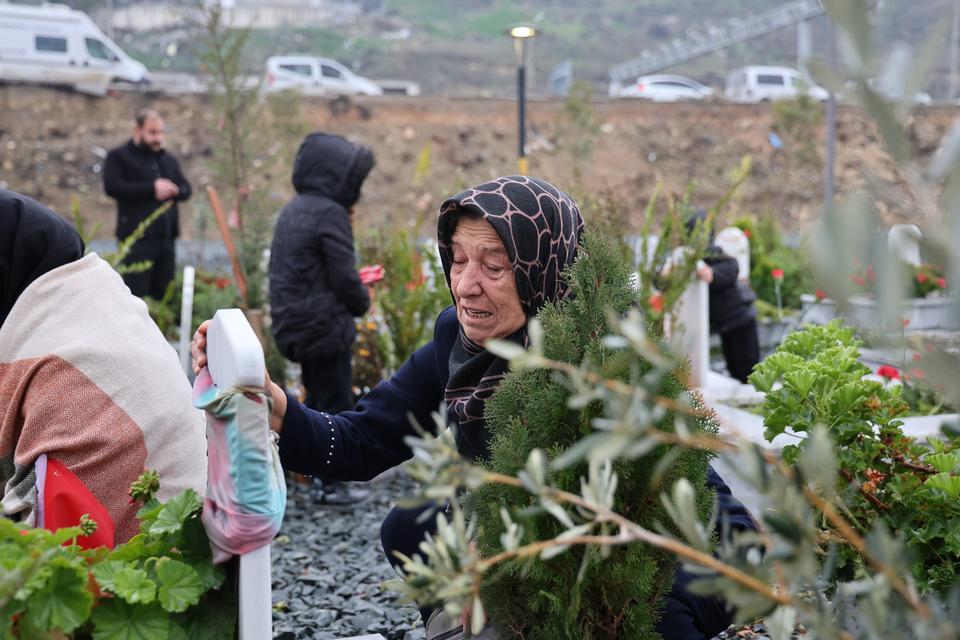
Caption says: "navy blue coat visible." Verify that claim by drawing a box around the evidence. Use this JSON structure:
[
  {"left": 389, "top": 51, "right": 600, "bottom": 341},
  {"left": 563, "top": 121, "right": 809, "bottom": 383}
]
[{"left": 278, "top": 306, "right": 755, "bottom": 639}]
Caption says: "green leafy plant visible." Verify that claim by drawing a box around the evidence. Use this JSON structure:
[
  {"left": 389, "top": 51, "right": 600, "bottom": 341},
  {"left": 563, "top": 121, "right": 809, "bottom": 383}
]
[
  {"left": 358, "top": 228, "right": 450, "bottom": 372},
  {"left": 0, "top": 471, "right": 235, "bottom": 638},
  {"left": 633, "top": 156, "right": 752, "bottom": 337},
  {"left": 469, "top": 231, "right": 717, "bottom": 639},
  {"left": 732, "top": 214, "right": 812, "bottom": 311},
  {"left": 750, "top": 321, "right": 960, "bottom": 594},
  {"left": 910, "top": 263, "right": 948, "bottom": 298},
  {"left": 70, "top": 195, "right": 170, "bottom": 281}
]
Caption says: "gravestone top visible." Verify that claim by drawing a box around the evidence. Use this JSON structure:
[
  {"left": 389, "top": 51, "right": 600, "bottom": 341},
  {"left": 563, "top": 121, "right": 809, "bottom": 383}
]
[
  {"left": 715, "top": 226, "right": 750, "bottom": 282},
  {"left": 888, "top": 223, "right": 922, "bottom": 266}
]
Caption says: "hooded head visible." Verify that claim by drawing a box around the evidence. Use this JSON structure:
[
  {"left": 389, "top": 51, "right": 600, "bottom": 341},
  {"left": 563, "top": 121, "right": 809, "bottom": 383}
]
[
  {"left": 436, "top": 175, "right": 584, "bottom": 326},
  {"left": 0, "top": 190, "right": 85, "bottom": 328},
  {"left": 685, "top": 207, "right": 715, "bottom": 244},
  {"left": 291, "top": 132, "right": 375, "bottom": 209}
]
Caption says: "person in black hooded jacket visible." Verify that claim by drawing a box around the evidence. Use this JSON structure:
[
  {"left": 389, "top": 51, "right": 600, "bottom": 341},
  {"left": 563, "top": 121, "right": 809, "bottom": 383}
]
[
  {"left": 269, "top": 132, "right": 374, "bottom": 504},
  {"left": 687, "top": 210, "right": 759, "bottom": 383}
]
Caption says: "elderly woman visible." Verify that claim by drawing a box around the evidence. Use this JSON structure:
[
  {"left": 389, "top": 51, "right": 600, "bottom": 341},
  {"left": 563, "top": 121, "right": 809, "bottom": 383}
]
[
  {"left": 193, "top": 176, "right": 753, "bottom": 639},
  {"left": 1, "top": 190, "right": 206, "bottom": 547}
]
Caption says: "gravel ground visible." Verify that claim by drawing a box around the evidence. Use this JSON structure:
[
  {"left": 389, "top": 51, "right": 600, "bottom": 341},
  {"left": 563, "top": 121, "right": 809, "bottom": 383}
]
[
  {"left": 268, "top": 470, "right": 801, "bottom": 640},
  {"left": 271, "top": 471, "right": 425, "bottom": 640}
]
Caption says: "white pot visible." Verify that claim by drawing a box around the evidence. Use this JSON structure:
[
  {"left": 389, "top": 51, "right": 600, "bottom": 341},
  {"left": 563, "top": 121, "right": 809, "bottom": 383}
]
[{"left": 800, "top": 294, "right": 958, "bottom": 331}]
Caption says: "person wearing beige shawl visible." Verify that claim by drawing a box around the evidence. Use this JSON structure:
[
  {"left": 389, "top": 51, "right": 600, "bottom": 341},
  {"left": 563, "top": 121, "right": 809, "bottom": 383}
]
[{"left": 0, "top": 190, "right": 206, "bottom": 546}]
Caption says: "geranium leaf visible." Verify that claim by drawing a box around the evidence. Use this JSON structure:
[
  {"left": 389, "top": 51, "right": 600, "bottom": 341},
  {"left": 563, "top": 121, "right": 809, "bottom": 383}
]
[
  {"left": 99, "top": 566, "right": 156, "bottom": 605},
  {"left": 149, "top": 490, "right": 203, "bottom": 537},
  {"left": 925, "top": 474, "right": 960, "bottom": 499},
  {"left": 92, "top": 600, "right": 170, "bottom": 640},
  {"left": 18, "top": 561, "right": 92, "bottom": 635},
  {"left": 155, "top": 558, "right": 205, "bottom": 613}
]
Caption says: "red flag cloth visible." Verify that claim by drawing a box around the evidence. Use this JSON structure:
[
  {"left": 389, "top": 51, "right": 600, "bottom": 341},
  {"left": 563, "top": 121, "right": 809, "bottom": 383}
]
[{"left": 39, "top": 455, "right": 115, "bottom": 549}]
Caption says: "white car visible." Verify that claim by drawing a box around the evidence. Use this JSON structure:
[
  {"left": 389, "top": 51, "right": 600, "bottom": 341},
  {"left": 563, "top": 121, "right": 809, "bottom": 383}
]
[
  {"left": 725, "top": 66, "right": 829, "bottom": 103},
  {"left": 265, "top": 55, "right": 383, "bottom": 97},
  {"left": 617, "top": 74, "right": 712, "bottom": 101},
  {"left": 0, "top": 2, "right": 149, "bottom": 96}
]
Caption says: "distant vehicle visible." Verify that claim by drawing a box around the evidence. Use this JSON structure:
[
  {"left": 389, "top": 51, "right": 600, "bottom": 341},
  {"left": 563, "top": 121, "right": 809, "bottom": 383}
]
[
  {"left": 615, "top": 74, "right": 713, "bottom": 102},
  {"left": 867, "top": 78, "right": 932, "bottom": 106},
  {"left": 0, "top": 2, "right": 150, "bottom": 96},
  {"left": 265, "top": 56, "right": 383, "bottom": 97},
  {"left": 724, "top": 66, "right": 828, "bottom": 103}
]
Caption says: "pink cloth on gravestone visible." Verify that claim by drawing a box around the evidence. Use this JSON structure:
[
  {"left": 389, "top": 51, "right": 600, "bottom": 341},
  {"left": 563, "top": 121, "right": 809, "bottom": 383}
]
[{"left": 193, "top": 368, "right": 286, "bottom": 563}]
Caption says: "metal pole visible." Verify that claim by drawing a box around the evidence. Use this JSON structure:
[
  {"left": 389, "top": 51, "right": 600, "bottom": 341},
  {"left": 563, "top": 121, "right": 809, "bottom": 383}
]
[
  {"left": 518, "top": 62, "right": 527, "bottom": 175},
  {"left": 824, "top": 15, "right": 837, "bottom": 213}
]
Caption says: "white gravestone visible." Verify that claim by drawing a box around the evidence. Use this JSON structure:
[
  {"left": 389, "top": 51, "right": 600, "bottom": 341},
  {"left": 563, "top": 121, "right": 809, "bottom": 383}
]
[
  {"left": 665, "top": 247, "right": 711, "bottom": 389},
  {"left": 715, "top": 226, "right": 750, "bottom": 282},
  {"left": 206, "top": 309, "right": 272, "bottom": 640},
  {"left": 888, "top": 224, "right": 922, "bottom": 266}
]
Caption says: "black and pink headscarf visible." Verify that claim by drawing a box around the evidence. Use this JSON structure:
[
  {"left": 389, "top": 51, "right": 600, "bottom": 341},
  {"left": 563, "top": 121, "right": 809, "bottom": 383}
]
[{"left": 436, "top": 176, "right": 584, "bottom": 461}]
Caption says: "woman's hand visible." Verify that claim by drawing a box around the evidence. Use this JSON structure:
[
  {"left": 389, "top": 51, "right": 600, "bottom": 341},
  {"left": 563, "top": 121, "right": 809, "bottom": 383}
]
[
  {"left": 192, "top": 319, "right": 288, "bottom": 433},
  {"left": 191, "top": 320, "right": 213, "bottom": 374}
]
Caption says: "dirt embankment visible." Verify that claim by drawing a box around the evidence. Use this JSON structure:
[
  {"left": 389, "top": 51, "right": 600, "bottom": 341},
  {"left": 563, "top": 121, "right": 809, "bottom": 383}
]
[{"left": 0, "top": 86, "right": 956, "bottom": 240}]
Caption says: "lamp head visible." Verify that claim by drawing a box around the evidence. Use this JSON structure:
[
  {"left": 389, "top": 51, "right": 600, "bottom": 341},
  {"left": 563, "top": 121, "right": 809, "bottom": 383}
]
[{"left": 508, "top": 25, "right": 536, "bottom": 39}]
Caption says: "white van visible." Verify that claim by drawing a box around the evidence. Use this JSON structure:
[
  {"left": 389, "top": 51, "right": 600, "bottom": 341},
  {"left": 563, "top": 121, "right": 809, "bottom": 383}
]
[
  {"left": 264, "top": 55, "right": 383, "bottom": 97},
  {"left": 0, "top": 2, "right": 149, "bottom": 96},
  {"left": 724, "top": 66, "right": 828, "bottom": 103}
]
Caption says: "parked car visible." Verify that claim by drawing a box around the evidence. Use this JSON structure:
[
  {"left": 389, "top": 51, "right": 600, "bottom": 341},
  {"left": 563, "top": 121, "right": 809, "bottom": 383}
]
[
  {"left": 838, "top": 78, "right": 932, "bottom": 107},
  {"left": 615, "top": 74, "right": 713, "bottom": 101},
  {"left": 724, "top": 66, "right": 828, "bottom": 103},
  {"left": 0, "top": 1, "right": 149, "bottom": 96},
  {"left": 265, "top": 56, "right": 383, "bottom": 97}
]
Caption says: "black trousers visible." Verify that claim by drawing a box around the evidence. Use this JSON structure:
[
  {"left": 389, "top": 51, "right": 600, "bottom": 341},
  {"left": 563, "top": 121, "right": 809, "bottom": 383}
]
[
  {"left": 120, "top": 239, "right": 176, "bottom": 300},
  {"left": 719, "top": 318, "right": 760, "bottom": 384},
  {"left": 379, "top": 502, "right": 734, "bottom": 638},
  {"left": 300, "top": 348, "right": 353, "bottom": 414}
]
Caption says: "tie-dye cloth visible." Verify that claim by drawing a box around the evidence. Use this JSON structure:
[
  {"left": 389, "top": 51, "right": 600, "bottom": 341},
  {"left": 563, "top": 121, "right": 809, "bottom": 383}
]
[{"left": 193, "top": 368, "right": 286, "bottom": 564}]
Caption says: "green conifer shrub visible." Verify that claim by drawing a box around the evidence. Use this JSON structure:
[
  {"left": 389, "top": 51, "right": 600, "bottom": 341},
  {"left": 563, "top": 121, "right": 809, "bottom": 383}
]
[{"left": 471, "top": 231, "right": 720, "bottom": 639}]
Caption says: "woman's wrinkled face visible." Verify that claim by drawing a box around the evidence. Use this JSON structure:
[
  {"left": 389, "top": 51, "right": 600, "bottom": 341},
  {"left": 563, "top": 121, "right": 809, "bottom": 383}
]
[{"left": 449, "top": 216, "right": 526, "bottom": 344}]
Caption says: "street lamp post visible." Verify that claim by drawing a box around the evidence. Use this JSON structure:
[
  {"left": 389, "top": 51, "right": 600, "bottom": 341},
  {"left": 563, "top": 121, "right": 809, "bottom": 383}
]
[{"left": 508, "top": 25, "right": 536, "bottom": 175}]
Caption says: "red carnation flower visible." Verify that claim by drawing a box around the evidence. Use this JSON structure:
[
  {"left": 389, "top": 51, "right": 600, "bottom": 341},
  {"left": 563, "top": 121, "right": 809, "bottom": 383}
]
[
  {"left": 916, "top": 273, "right": 929, "bottom": 284},
  {"left": 771, "top": 268, "right": 784, "bottom": 280},
  {"left": 648, "top": 293, "right": 664, "bottom": 314},
  {"left": 938, "top": 277, "right": 947, "bottom": 288},
  {"left": 815, "top": 289, "right": 827, "bottom": 300},
  {"left": 876, "top": 365, "right": 900, "bottom": 380}
]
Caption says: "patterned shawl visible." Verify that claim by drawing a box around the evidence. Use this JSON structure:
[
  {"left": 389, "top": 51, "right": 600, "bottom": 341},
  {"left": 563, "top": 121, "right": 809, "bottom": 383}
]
[{"left": 436, "top": 176, "right": 584, "bottom": 460}]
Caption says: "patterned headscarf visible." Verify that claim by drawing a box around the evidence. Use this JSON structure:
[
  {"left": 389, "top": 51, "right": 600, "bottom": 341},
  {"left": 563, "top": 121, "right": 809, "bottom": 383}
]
[{"left": 436, "top": 176, "right": 584, "bottom": 461}]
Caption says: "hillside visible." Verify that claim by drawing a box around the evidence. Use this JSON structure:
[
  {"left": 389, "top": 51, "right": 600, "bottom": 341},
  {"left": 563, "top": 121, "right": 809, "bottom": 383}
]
[{"left": 1, "top": 85, "right": 955, "bottom": 244}]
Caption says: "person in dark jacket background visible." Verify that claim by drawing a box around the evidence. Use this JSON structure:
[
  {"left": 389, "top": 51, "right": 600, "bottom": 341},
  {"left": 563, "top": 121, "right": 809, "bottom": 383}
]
[
  {"left": 687, "top": 209, "right": 760, "bottom": 383},
  {"left": 268, "top": 131, "right": 374, "bottom": 505},
  {"left": 103, "top": 108, "right": 191, "bottom": 300}
]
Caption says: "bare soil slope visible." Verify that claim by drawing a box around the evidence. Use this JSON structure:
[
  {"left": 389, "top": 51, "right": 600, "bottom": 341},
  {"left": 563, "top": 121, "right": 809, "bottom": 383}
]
[{"left": 0, "top": 86, "right": 955, "bottom": 241}]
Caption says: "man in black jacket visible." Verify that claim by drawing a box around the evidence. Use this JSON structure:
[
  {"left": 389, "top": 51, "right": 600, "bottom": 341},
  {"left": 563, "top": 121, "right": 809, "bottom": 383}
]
[
  {"left": 688, "top": 210, "right": 760, "bottom": 384},
  {"left": 269, "top": 132, "right": 374, "bottom": 505},
  {"left": 103, "top": 109, "right": 191, "bottom": 299}
]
